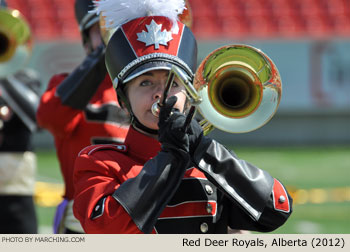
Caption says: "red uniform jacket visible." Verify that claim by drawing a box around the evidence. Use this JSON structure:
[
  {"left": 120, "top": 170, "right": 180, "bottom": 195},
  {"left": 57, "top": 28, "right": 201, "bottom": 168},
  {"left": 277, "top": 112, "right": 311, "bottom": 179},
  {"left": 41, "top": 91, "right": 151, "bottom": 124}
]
[
  {"left": 37, "top": 74, "right": 129, "bottom": 200},
  {"left": 73, "top": 127, "right": 292, "bottom": 234}
]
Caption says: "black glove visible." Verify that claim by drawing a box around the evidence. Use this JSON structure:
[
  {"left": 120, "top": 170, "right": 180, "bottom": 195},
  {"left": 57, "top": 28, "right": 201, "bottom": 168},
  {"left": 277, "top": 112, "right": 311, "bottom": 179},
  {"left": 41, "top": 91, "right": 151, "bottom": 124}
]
[
  {"left": 158, "top": 96, "right": 204, "bottom": 155},
  {"left": 187, "top": 116, "right": 204, "bottom": 156},
  {"left": 158, "top": 96, "right": 189, "bottom": 153}
]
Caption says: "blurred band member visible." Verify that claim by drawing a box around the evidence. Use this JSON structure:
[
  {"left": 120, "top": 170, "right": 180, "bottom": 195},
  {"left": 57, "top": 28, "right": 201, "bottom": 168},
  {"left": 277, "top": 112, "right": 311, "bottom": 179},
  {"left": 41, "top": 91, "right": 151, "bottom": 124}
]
[
  {"left": 36, "top": 0, "right": 129, "bottom": 234},
  {"left": 0, "top": 0, "right": 40, "bottom": 234}
]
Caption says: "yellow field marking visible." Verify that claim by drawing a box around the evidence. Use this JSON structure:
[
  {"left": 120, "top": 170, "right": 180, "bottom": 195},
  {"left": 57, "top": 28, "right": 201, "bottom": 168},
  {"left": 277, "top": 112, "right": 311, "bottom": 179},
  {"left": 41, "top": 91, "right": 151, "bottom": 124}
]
[
  {"left": 34, "top": 181, "right": 64, "bottom": 207},
  {"left": 33, "top": 181, "right": 350, "bottom": 207},
  {"left": 287, "top": 186, "right": 350, "bottom": 205}
]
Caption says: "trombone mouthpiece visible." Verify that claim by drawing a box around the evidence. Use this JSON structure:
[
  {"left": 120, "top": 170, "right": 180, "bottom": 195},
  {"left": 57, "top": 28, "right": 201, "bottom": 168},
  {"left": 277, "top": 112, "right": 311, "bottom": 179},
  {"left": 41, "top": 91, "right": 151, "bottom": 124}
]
[{"left": 151, "top": 101, "right": 160, "bottom": 117}]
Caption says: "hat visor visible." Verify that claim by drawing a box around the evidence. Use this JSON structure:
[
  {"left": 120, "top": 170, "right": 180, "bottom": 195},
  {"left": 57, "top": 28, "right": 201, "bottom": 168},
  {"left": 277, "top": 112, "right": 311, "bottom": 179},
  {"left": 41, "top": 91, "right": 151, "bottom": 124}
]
[{"left": 123, "top": 61, "right": 189, "bottom": 83}]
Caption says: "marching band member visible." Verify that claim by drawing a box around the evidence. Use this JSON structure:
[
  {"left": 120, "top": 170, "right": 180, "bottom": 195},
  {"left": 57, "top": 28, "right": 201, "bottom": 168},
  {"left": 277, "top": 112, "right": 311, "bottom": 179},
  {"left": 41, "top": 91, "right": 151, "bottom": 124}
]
[
  {"left": 0, "top": 0, "right": 40, "bottom": 233},
  {"left": 36, "top": 0, "right": 129, "bottom": 234},
  {"left": 73, "top": 0, "right": 293, "bottom": 234}
]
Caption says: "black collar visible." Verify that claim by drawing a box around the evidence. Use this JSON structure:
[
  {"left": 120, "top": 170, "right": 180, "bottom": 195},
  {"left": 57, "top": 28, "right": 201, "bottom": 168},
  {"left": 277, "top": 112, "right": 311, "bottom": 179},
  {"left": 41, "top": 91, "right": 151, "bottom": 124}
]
[{"left": 133, "top": 116, "right": 159, "bottom": 135}]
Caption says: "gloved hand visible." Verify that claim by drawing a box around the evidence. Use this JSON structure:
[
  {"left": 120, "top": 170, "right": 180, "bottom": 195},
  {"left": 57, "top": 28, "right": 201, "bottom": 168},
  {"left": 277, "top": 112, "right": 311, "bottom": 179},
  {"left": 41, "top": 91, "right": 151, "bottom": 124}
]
[
  {"left": 158, "top": 96, "right": 204, "bottom": 155},
  {"left": 158, "top": 96, "right": 189, "bottom": 153},
  {"left": 186, "top": 117, "right": 204, "bottom": 156}
]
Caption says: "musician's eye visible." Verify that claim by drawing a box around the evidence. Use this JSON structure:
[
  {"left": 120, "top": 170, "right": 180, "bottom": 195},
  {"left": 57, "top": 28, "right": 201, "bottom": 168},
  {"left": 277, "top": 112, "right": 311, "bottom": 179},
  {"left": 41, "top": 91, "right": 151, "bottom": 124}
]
[
  {"left": 172, "top": 81, "right": 179, "bottom": 88},
  {"left": 140, "top": 80, "right": 152, "bottom": 86}
]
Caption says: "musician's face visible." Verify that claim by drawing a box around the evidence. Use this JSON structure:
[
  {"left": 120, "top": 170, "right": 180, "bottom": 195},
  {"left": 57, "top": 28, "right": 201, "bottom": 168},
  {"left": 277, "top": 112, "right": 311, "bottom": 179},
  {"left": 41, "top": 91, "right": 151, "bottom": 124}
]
[
  {"left": 125, "top": 70, "right": 187, "bottom": 131},
  {"left": 86, "top": 23, "right": 103, "bottom": 52}
]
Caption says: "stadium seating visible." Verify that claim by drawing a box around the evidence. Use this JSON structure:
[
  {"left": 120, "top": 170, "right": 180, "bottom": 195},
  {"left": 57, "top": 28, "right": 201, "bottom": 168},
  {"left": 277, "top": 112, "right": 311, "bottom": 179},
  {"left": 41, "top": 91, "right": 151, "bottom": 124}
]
[{"left": 6, "top": 0, "right": 350, "bottom": 41}]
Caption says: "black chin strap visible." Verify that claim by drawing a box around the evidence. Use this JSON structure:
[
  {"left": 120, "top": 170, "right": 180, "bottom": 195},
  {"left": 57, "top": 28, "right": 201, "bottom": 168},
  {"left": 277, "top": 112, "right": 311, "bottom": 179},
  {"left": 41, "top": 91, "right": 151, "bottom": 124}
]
[
  {"left": 133, "top": 116, "right": 159, "bottom": 135},
  {"left": 116, "top": 86, "right": 159, "bottom": 135}
]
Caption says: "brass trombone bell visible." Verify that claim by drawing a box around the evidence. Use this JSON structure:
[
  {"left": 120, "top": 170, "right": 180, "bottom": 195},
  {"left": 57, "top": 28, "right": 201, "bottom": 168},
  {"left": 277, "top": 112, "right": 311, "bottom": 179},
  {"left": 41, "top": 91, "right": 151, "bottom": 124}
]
[
  {"left": 0, "top": 8, "right": 32, "bottom": 77},
  {"left": 193, "top": 44, "right": 282, "bottom": 133},
  {"left": 153, "top": 44, "right": 282, "bottom": 134}
]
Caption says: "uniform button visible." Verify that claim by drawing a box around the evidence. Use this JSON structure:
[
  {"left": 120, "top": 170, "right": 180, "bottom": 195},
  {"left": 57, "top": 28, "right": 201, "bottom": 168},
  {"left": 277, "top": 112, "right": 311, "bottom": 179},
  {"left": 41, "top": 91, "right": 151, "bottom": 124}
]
[
  {"left": 205, "top": 185, "right": 213, "bottom": 195},
  {"left": 279, "top": 195, "right": 286, "bottom": 203},
  {"left": 200, "top": 222, "right": 209, "bottom": 233},
  {"left": 206, "top": 203, "right": 213, "bottom": 214}
]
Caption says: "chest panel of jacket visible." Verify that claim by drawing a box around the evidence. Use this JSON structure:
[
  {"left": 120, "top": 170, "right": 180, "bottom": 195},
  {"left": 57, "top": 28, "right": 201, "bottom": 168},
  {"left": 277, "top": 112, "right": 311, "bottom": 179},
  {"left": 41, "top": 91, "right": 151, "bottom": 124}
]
[{"left": 155, "top": 177, "right": 228, "bottom": 233}]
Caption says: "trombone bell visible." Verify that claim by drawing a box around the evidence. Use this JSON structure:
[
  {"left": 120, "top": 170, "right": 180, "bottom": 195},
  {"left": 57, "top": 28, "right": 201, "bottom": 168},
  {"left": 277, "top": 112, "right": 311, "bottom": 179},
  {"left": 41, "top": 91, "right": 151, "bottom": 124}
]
[
  {"left": 207, "top": 65, "right": 262, "bottom": 118},
  {"left": 0, "top": 30, "right": 15, "bottom": 62},
  {"left": 194, "top": 44, "right": 282, "bottom": 134},
  {"left": 0, "top": 8, "right": 32, "bottom": 77}
]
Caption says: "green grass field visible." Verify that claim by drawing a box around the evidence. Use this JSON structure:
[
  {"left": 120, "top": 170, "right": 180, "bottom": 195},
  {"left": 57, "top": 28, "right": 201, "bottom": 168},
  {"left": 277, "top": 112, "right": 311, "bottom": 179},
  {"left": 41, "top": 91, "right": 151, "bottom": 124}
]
[{"left": 35, "top": 146, "right": 350, "bottom": 234}]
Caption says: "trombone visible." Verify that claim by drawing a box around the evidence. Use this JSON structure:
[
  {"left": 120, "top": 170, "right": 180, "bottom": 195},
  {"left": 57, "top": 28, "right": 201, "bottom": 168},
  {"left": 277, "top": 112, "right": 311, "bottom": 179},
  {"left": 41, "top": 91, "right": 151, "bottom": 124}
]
[{"left": 152, "top": 44, "right": 282, "bottom": 135}]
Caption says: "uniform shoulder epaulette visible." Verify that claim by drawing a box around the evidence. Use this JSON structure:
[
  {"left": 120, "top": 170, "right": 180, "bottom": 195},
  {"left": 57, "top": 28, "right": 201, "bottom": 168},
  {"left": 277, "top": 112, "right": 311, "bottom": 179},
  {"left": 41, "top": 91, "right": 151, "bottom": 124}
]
[{"left": 78, "top": 144, "right": 127, "bottom": 157}]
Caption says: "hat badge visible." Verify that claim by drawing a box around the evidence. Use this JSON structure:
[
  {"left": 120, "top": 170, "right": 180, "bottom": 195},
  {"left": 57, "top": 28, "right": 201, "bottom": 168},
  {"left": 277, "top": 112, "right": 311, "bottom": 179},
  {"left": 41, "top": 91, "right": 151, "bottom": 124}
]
[{"left": 137, "top": 19, "right": 173, "bottom": 49}]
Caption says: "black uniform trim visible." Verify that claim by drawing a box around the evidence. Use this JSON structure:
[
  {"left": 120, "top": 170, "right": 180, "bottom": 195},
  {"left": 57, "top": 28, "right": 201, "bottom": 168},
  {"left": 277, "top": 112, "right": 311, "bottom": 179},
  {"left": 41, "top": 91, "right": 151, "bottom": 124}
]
[
  {"left": 84, "top": 103, "right": 129, "bottom": 125},
  {"left": 91, "top": 137, "right": 125, "bottom": 145},
  {"left": 112, "top": 149, "right": 191, "bottom": 233},
  {"left": 105, "top": 28, "right": 137, "bottom": 82},
  {"left": 177, "top": 26, "right": 197, "bottom": 73},
  {"left": 167, "top": 177, "right": 215, "bottom": 205},
  {"left": 90, "top": 196, "right": 107, "bottom": 220}
]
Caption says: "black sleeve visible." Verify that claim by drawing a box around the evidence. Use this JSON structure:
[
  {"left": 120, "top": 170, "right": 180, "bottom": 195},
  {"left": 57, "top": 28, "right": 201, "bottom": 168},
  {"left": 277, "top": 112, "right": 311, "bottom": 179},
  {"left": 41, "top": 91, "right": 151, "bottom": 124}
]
[
  {"left": 192, "top": 136, "right": 293, "bottom": 232},
  {"left": 225, "top": 190, "right": 293, "bottom": 232},
  {"left": 55, "top": 44, "right": 107, "bottom": 110},
  {"left": 112, "top": 149, "right": 190, "bottom": 234}
]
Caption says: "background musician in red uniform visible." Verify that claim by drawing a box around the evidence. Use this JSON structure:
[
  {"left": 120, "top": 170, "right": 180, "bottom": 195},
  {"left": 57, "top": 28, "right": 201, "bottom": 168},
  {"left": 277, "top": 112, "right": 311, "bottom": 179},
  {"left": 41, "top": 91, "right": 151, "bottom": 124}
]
[
  {"left": 73, "top": 0, "right": 293, "bottom": 234},
  {"left": 36, "top": 0, "right": 129, "bottom": 234}
]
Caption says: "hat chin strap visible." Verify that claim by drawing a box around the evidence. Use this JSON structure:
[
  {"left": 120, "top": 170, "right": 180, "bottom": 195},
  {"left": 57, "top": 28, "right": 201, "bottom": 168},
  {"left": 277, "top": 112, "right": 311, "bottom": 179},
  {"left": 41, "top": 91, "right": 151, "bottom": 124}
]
[
  {"left": 133, "top": 116, "right": 159, "bottom": 135},
  {"left": 117, "top": 87, "right": 158, "bottom": 135}
]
